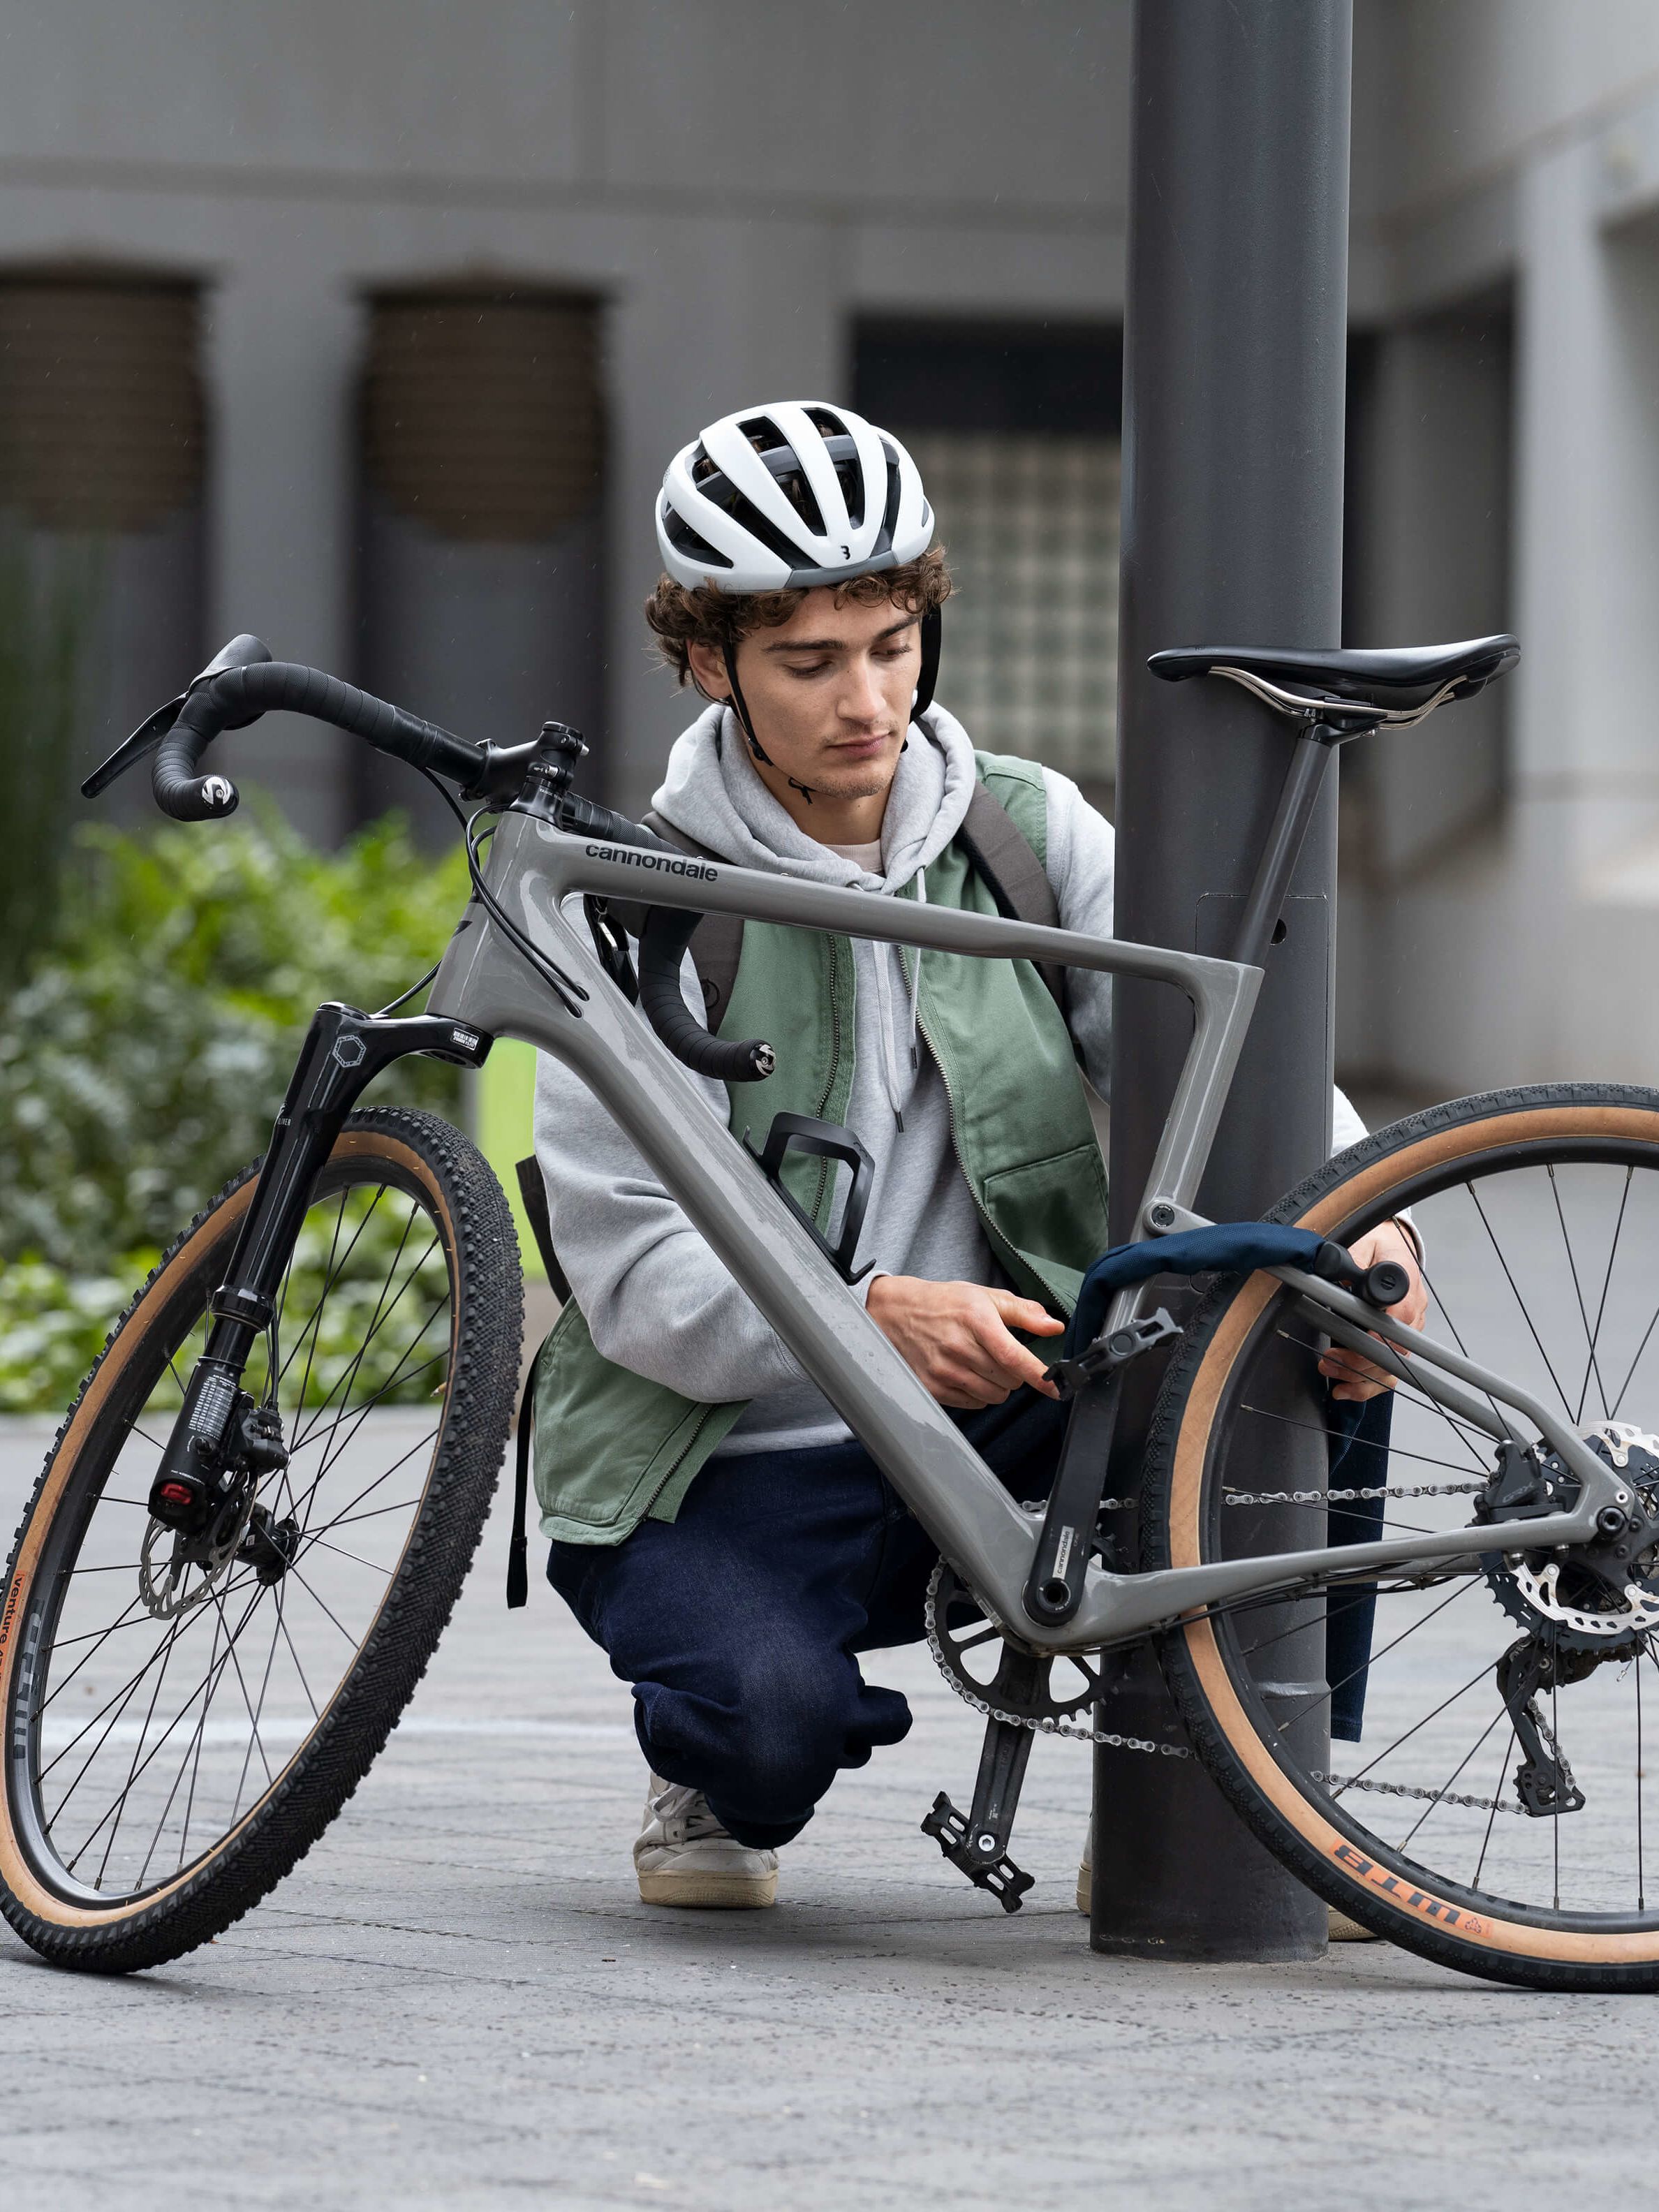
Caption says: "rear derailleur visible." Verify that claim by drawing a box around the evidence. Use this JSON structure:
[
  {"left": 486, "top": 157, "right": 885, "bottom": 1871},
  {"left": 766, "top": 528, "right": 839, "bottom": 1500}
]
[{"left": 1496, "top": 1636, "right": 1589, "bottom": 1817}]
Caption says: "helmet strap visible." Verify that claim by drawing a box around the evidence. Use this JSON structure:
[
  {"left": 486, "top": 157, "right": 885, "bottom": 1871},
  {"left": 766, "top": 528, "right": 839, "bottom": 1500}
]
[
  {"left": 721, "top": 642, "right": 770, "bottom": 765},
  {"left": 913, "top": 603, "right": 943, "bottom": 718},
  {"left": 722, "top": 640, "right": 817, "bottom": 804}
]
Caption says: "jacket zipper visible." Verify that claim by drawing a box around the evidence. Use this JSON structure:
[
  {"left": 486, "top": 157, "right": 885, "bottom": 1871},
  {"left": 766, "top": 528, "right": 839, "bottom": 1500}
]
[{"left": 806, "top": 933, "right": 846, "bottom": 1223}]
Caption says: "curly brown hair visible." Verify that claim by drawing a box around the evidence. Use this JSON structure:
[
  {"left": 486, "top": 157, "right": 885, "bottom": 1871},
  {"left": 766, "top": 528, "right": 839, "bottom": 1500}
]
[{"left": 644, "top": 545, "right": 952, "bottom": 688}]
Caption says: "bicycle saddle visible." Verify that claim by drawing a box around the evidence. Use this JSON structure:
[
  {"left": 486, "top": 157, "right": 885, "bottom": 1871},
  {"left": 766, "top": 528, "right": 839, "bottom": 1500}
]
[{"left": 1149, "top": 633, "right": 1519, "bottom": 712}]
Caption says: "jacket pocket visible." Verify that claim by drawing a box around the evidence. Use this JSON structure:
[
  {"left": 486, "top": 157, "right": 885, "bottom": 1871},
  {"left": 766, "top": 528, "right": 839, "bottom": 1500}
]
[{"left": 980, "top": 1139, "right": 1110, "bottom": 1309}]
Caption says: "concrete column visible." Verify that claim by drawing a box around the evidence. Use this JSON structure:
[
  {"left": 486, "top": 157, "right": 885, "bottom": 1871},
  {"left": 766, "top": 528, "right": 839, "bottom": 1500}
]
[
  {"left": 1372, "top": 139, "right": 1659, "bottom": 1098},
  {"left": 203, "top": 258, "right": 360, "bottom": 844}
]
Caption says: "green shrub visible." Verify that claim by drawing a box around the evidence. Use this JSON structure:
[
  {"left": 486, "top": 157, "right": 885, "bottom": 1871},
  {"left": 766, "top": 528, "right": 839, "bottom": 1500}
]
[{"left": 0, "top": 809, "right": 471, "bottom": 1408}]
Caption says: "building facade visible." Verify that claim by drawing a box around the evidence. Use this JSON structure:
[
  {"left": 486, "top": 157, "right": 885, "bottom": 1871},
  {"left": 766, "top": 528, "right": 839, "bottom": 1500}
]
[{"left": 1, "top": 2, "right": 1657, "bottom": 1098}]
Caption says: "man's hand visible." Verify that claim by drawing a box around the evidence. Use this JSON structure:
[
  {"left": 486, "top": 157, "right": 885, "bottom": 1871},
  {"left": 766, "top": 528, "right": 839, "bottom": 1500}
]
[
  {"left": 1318, "top": 1221, "right": 1427, "bottom": 1403},
  {"left": 866, "top": 1274, "right": 1065, "bottom": 1408}
]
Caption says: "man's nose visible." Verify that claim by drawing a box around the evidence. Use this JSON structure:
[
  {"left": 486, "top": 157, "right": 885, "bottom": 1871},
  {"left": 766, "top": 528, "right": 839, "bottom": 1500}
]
[{"left": 840, "top": 657, "right": 887, "bottom": 723}]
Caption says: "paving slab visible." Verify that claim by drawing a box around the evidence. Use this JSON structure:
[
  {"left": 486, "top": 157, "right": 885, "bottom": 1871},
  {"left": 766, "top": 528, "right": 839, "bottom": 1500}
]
[{"left": 3, "top": 1146, "right": 1655, "bottom": 2212}]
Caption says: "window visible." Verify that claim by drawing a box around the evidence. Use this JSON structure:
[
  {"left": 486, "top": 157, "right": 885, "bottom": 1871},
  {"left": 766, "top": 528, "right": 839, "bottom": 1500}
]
[{"left": 855, "top": 320, "right": 1121, "bottom": 799}]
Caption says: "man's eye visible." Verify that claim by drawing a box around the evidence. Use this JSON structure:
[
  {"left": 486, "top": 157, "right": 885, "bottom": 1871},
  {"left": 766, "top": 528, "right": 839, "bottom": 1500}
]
[{"left": 782, "top": 659, "right": 832, "bottom": 677}]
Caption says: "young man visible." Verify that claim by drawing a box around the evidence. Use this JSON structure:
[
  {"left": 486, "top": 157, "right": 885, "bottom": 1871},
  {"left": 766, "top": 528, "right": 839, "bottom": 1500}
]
[{"left": 531, "top": 401, "right": 1423, "bottom": 1910}]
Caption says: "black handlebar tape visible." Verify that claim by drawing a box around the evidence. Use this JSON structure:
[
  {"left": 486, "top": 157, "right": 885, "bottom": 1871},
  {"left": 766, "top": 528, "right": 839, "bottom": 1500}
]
[
  {"left": 151, "top": 662, "right": 487, "bottom": 821},
  {"left": 637, "top": 907, "right": 775, "bottom": 1084}
]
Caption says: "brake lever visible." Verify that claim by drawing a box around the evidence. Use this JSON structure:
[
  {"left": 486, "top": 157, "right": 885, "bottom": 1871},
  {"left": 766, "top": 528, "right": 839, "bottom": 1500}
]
[
  {"left": 80, "top": 694, "right": 187, "bottom": 799},
  {"left": 81, "top": 634, "right": 274, "bottom": 799}
]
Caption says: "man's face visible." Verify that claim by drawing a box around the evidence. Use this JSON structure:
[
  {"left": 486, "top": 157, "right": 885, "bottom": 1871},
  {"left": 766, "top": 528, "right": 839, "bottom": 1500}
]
[{"left": 688, "top": 588, "right": 921, "bottom": 806}]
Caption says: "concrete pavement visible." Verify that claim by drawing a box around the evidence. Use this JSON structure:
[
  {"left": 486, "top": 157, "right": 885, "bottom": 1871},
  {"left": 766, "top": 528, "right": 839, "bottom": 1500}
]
[
  {"left": 0, "top": 1403, "right": 1642, "bottom": 2212},
  {"left": 10, "top": 1114, "right": 1659, "bottom": 2212}
]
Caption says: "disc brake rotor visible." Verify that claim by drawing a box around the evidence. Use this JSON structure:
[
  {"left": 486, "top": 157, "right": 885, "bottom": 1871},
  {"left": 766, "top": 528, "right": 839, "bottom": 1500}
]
[
  {"left": 138, "top": 1489, "right": 254, "bottom": 1621},
  {"left": 1487, "top": 1421, "right": 1659, "bottom": 1655}
]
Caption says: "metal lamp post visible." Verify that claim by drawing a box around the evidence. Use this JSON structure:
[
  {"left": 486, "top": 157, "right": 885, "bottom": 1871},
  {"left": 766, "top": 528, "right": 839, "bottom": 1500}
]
[{"left": 1093, "top": 0, "right": 1353, "bottom": 1962}]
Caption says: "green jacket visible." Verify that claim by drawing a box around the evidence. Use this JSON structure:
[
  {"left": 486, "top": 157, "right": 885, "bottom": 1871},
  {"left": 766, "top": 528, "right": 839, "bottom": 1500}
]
[{"left": 531, "top": 752, "right": 1109, "bottom": 1544}]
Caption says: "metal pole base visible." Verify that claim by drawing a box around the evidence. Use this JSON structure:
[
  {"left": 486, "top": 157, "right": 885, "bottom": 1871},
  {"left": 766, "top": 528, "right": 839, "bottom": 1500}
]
[{"left": 1088, "top": 1643, "right": 1327, "bottom": 1963}]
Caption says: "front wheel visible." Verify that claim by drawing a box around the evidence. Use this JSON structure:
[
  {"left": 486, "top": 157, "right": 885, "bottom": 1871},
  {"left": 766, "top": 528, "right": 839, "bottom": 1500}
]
[
  {"left": 1143, "top": 1082, "right": 1659, "bottom": 1991},
  {"left": 0, "top": 1106, "right": 522, "bottom": 1973}
]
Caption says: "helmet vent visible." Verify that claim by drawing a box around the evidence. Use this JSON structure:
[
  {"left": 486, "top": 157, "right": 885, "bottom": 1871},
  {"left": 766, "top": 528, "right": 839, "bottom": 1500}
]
[{"left": 661, "top": 506, "right": 732, "bottom": 569}]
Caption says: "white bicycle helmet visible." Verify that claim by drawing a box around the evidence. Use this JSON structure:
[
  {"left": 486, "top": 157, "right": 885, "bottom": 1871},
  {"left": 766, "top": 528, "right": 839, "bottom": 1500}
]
[{"left": 656, "top": 400, "right": 934, "bottom": 593}]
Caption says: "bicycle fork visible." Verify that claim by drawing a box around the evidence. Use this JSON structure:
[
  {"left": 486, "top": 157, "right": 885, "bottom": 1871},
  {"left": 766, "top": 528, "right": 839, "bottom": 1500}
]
[{"left": 145, "top": 1001, "right": 491, "bottom": 1542}]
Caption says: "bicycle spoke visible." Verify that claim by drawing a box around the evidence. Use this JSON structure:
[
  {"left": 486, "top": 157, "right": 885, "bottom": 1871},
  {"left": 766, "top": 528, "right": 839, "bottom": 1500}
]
[
  {"left": 1417, "top": 1253, "right": 1512, "bottom": 1439},
  {"left": 1584, "top": 1167, "right": 1634, "bottom": 1425},
  {"left": 291, "top": 1426, "right": 437, "bottom": 1542},
  {"left": 1547, "top": 1163, "right": 1612, "bottom": 1423},
  {"left": 1399, "top": 1704, "right": 1510, "bottom": 1850},
  {"left": 1472, "top": 1724, "right": 1518, "bottom": 1889},
  {"left": 1238, "top": 1397, "right": 1484, "bottom": 1479},
  {"left": 1336, "top": 1653, "right": 1500, "bottom": 1791},
  {"left": 289, "top": 1206, "right": 423, "bottom": 1450},
  {"left": 1466, "top": 1180, "right": 1577, "bottom": 1420},
  {"left": 284, "top": 1567, "right": 361, "bottom": 1648}
]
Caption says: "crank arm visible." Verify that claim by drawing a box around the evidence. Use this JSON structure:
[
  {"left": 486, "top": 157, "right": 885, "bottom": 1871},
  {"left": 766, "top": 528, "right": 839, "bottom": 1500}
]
[
  {"left": 1024, "top": 1374, "right": 1123, "bottom": 1628},
  {"left": 920, "top": 1651, "right": 1042, "bottom": 1911}
]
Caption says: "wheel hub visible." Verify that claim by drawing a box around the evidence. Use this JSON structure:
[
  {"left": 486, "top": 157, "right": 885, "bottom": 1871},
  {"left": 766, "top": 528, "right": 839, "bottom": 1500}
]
[{"left": 1487, "top": 1421, "right": 1659, "bottom": 1654}]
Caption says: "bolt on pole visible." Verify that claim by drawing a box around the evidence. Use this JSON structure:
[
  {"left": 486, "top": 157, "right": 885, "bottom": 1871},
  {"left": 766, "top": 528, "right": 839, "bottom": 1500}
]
[{"left": 1093, "top": 0, "right": 1352, "bottom": 1962}]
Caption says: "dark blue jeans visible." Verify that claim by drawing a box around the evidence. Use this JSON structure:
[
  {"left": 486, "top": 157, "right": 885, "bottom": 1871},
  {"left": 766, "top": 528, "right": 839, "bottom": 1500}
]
[
  {"left": 547, "top": 1389, "right": 1068, "bottom": 1848},
  {"left": 548, "top": 1382, "right": 1389, "bottom": 1845},
  {"left": 1326, "top": 1387, "right": 1394, "bottom": 1741}
]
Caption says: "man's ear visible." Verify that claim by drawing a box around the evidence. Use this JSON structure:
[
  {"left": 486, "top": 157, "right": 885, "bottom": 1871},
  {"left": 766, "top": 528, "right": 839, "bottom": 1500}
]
[{"left": 686, "top": 639, "right": 731, "bottom": 702}]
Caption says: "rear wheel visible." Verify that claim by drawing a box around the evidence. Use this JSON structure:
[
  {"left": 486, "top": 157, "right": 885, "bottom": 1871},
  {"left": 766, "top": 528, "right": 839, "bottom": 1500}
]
[
  {"left": 1144, "top": 1084, "right": 1659, "bottom": 1990},
  {"left": 0, "top": 1106, "right": 521, "bottom": 1973}
]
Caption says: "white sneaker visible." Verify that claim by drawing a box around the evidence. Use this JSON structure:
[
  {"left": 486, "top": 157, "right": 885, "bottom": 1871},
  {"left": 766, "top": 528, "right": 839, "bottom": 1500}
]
[
  {"left": 1075, "top": 1821, "right": 1380, "bottom": 1940},
  {"left": 633, "top": 1774, "right": 779, "bottom": 1908}
]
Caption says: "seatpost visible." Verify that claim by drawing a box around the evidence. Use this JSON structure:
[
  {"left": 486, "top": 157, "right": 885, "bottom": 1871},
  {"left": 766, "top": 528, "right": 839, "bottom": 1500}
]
[{"left": 1230, "top": 724, "right": 1344, "bottom": 969}]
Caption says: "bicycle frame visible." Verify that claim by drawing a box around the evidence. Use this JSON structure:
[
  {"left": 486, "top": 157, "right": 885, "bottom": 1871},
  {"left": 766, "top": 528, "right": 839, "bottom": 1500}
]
[{"left": 414, "top": 807, "right": 1623, "bottom": 1652}]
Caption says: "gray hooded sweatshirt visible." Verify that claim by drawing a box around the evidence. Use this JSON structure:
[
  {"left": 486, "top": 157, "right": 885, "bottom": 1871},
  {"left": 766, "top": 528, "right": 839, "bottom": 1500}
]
[{"left": 533, "top": 700, "right": 1368, "bottom": 1456}]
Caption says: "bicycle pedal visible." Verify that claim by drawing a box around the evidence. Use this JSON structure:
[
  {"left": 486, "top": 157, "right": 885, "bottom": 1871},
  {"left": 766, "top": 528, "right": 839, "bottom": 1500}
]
[{"left": 920, "top": 1790, "right": 1035, "bottom": 1914}]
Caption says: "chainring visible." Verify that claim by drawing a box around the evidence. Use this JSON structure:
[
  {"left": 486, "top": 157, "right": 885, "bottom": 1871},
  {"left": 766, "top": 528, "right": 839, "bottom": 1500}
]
[
  {"left": 1487, "top": 1422, "right": 1659, "bottom": 1656},
  {"left": 926, "top": 1558, "right": 1107, "bottom": 1723}
]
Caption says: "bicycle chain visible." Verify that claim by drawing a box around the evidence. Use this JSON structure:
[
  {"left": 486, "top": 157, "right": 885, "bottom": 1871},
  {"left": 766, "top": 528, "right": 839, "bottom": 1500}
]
[
  {"left": 1315, "top": 1769, "right": 1526, "bottom": 1816},
  {"left": 924, "top": 1559, "right": 1527, "bottom": 1822},
  {"left": 1222, "top": 1481, "right": 1486, "bottom": 1506},
  {"left": 1093, "top": 1480, "right": 1485, "bottom": 1513},
  {"left": 922, "top": 1565, "right": 1190, "bottom": 1759}
]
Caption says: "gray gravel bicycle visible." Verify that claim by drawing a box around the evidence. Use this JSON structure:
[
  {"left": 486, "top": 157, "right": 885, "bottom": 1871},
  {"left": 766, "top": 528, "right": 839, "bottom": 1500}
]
[{"left": 6, "top": 626, "right": 1659, "bottom": 1993}]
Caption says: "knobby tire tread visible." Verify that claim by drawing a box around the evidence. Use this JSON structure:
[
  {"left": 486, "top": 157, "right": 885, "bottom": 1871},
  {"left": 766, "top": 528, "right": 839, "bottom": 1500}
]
[{"left": 0, "top": 1107, "right": 522, "bottom": 1975}]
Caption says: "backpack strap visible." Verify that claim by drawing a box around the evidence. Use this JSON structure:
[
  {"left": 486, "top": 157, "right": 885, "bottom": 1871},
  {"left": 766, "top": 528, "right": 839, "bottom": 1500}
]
[
  {"left": 515, "top": 1155, "right": 571, "bottom": 1302},
  {"left": 954, "top": 781, "right": 1068, "bottom": 1017},
  {"left": 612, "top": 789, "right": 1064, "bottom": 1029}
]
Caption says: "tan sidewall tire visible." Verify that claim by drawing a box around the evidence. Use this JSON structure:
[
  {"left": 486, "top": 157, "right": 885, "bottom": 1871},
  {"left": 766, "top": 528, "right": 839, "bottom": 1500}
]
[
  {"left": 0, "top": 1109, "right": 519, "bottom": 1973},
  {"left": 1146, "top": 1084, "right": 1659, "bottom": 1990}
]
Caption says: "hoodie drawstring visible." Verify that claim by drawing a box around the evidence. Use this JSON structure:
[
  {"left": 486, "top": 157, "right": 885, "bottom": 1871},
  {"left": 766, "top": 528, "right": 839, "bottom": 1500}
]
[{"left": 873, "top": 869, "right": 927, "bottom": 1134}]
